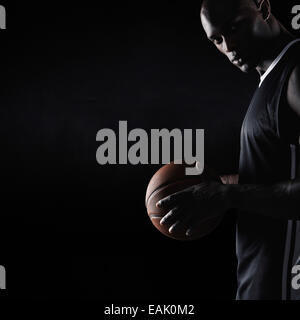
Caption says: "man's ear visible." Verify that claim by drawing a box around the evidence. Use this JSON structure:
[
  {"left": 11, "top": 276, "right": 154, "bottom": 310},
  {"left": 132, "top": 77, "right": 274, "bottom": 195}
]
[{"left": 257, "top": 0, "right": 271, "bottom": 21}]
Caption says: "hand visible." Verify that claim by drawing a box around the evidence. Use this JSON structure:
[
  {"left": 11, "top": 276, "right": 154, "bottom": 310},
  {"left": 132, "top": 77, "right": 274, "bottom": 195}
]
[
  {"left": 156, "top": 180, "right": 233, "bottom": 237},
  {"left": 220, "top": 174, "right": 239, "bottom": 185}
]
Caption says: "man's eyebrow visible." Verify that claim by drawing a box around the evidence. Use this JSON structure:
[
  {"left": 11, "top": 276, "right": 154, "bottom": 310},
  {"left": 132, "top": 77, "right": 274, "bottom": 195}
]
[{"left": 207, "top": 35, "right": 218, "bottom": 40}]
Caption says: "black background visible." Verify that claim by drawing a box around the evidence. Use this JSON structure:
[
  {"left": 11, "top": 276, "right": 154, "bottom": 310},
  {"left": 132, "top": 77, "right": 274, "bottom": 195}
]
[{"left": 0, "top": 0, "right": 300, "bottom": 300}]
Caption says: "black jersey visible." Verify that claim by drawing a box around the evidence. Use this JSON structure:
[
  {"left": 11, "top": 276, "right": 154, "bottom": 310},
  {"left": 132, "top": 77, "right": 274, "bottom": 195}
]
[{"left": 236, "top": 40, "right": 300, "bottom": 300}]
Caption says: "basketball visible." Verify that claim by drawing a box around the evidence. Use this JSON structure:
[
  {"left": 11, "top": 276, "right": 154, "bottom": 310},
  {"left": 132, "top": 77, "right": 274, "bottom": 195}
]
[{"left": 145, "top": 162, "right": 224, "bottom": 241}]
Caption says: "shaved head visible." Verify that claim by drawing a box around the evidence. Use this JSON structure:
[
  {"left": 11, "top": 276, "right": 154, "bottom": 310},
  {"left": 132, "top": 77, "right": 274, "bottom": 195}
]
[
  {"left": 201, "top": 0, "right": 259, "bottom": 12},
  {"left": 200, "top": 0, "right": 273, "bottom": 73},
  {"left": 201, "top": 0, "right": 259, "bottom": 22}
]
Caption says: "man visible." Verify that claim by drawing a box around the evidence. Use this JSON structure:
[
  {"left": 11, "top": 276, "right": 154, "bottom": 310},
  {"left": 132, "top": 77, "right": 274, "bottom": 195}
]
[{"left": 156, "top": 0, "right": 300, "bottom": 300}]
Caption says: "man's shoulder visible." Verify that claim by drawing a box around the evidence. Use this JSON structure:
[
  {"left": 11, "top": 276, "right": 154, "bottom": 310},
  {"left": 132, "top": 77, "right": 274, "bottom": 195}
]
[{"left": 287, "top": 64, "right": 300, "bottom": 118}]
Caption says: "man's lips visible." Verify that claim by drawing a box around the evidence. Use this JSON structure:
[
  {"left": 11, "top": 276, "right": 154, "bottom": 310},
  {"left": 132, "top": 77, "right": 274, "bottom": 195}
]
[
  {"left": 231, "top": 54, "right": 247, "bottom": 66},
  {"left": 232, "top": 57, "right": 243, "bottom": 65}
]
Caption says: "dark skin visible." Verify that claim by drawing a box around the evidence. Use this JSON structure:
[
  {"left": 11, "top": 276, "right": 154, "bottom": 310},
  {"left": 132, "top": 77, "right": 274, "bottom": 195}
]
[{"left": 157, "top": 0, "right": 300, "bottom": 237}]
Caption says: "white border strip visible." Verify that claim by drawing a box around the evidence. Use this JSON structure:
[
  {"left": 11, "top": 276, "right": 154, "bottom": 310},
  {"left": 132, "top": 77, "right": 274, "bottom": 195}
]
[{"left": 259, "top": 38, "right": 300, "bottom": 87}]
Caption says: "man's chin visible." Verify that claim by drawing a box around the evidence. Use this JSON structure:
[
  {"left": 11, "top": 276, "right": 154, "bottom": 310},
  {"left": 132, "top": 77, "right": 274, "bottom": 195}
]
[
  {"left": 239, "top": 62, "right": 255, "bottom": 73},
  {"left": 240, "top": 64, "right": 250, "bottom": 73},
  {"left": 231, "top": 59, "right": 256, "bottom": 73}
]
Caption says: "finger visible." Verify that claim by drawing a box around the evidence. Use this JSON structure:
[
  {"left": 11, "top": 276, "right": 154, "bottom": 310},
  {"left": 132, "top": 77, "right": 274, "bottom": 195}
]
[
  {"left": 168, "top": 220, "right": 181, "bottom": 234},
  {"left": 168, "top": 210, "right": 194, "bottom": 234},
  {"left": 160, "top": 206, "right": 183, "bottom": 227},
  {"left": 185, "top": 211, "right": 219, "bottom": 237},
  {"left": 156, "top": 189, "right": 190, "bottom": 209},
  {"left": 220, "top": 175, "right": 228, "bottom": 184},
  {"left": 230, "top": 174, "right": 239, "bottom": 184}
]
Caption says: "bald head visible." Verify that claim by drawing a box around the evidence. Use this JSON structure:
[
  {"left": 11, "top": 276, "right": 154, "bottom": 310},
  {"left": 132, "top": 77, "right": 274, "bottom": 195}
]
[
  {"left": 200, "top": 0, "right": 273, "bottom": 73},
  {"left": 201, "top": 0, "right": 259, "bottom": 23},
  {"left": 201, "top": 0, "right": 259, "bottom": 12}
]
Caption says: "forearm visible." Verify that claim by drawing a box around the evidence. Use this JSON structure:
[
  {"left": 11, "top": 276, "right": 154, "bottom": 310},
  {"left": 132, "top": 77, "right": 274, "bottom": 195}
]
[{"left": 229, "top": 178, "right": 300, "bottom": 220}]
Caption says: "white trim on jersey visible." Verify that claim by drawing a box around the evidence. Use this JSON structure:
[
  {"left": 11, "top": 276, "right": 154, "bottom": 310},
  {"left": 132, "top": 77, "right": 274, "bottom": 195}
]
[{"left": 259, "top": 38, "right": 300, "bottom": 88}]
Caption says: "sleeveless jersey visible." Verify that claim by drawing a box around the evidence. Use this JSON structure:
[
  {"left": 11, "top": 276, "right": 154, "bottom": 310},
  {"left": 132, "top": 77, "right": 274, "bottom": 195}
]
[{"left": 236, "top": 39, "right": 300, "bottom": 300}]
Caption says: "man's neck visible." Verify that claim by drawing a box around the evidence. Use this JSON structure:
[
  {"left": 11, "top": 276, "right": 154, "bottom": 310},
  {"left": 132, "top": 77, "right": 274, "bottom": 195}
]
[{"left": 256, "top": 22, "right": 295, "bottom": 77}]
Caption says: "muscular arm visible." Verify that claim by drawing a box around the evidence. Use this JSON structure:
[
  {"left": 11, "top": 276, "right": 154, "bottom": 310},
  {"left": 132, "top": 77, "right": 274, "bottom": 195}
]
[
  {"left": 229, "top": 179, "right": 300, "bottom": 220},
  {"left": 228, "top": 64, "right": 300, "bottom": 220},
  {"left": 287, "top": 64, "right": 300, "bottom": 118},
  {"left": 158, "top": 67, "right": 300, "bottom": 234}
]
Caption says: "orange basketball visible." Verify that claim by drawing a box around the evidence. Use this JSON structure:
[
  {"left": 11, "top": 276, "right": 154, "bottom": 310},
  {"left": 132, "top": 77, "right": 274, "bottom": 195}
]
[{"left": 145, "top": 162, "right": 223, "bottom": 241}]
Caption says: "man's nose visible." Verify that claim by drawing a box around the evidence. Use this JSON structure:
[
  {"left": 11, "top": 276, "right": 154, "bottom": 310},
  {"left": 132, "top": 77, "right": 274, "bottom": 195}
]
[{"left": 222, "top": 36, "right": 236, "bottom": 53}]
